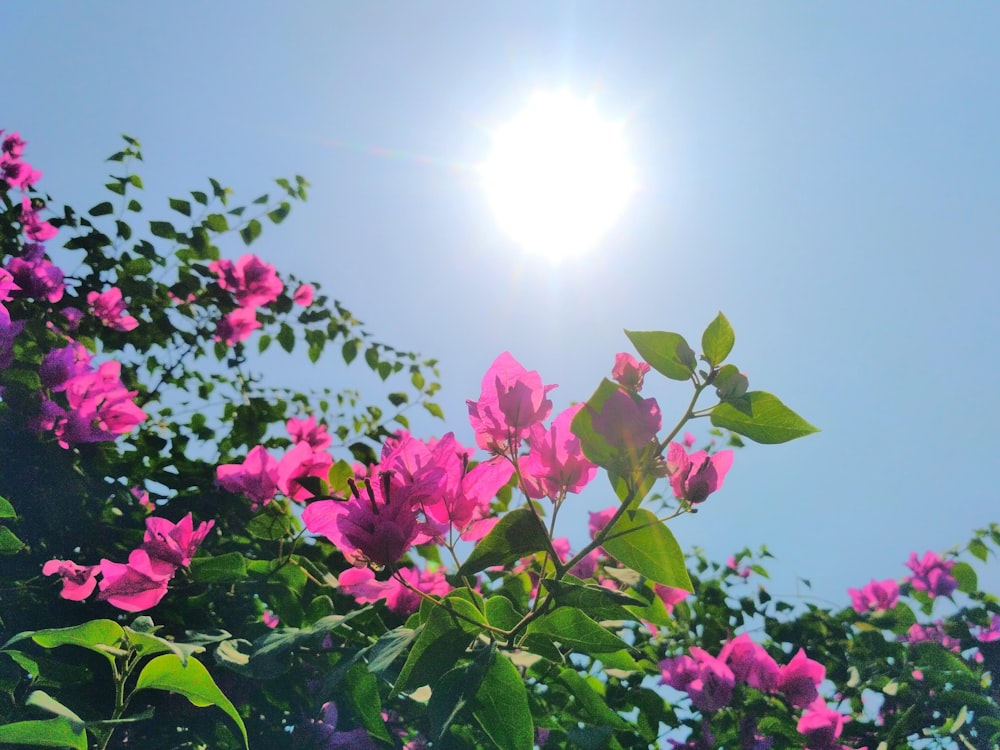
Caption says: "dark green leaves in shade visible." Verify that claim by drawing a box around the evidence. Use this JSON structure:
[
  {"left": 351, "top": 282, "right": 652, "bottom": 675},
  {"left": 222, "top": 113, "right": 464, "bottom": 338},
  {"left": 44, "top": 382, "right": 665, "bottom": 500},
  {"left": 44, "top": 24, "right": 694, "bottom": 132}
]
[
  {"left": 625, "top": 330, "right": 696, "bottom": 381},
  {"left": 601, "top": 509, "right": 693, "bottom": 592},
  {"left": 457, "top": 508, "right": 550, "bottom": 576},
  {"left": 711, "top": 391, "right": 819, "bottom": 444},
  {"left": 470, "top": 652, "right": 533, "bottom": 750}
]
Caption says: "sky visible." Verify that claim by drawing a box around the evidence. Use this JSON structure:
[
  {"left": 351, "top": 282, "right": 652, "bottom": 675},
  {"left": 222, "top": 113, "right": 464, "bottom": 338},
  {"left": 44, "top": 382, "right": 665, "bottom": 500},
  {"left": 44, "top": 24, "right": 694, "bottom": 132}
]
[{"left": 9, "top": 3, "right": 1000, "bottom": 606}]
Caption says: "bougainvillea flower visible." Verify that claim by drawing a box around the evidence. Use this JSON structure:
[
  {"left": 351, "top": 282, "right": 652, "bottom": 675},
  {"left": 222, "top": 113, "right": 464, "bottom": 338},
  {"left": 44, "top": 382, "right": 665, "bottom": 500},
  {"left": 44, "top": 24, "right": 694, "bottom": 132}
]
[
  {"left": 654, "top": 584, "right": 690, "bottom": 615},
  {"left": 467, "top": 352, "right": 556, "bottom": 453},
  {"left": 847, "top": 578, "right": 899, "bottom": 614},
  {"left": 659, "top": 654, "right": 700, "bottom": 692},
  {"left": 293, "top": 283, "right": 314, "bottom": 306},
  {"left": 589, "top": 388, "right": 661, "bottom": 458},
  {"left": 904, "top": 621, "right": 961, "bottom": 652},
  {"left": 142, "top": 513, "right": 215, "bottom": 568},
  {"left": 210, "top": 254, "right": 283, "bottom": 308},
  {"left": 777, "top": 649, "right": 826, "bottom": 709},
  {"left": 97, "top": 549, "right": 173, "bottom": 612},
  {"left": 521, "top": 403, "right": 598, "bottom": 502},
  {"left": 727, "top": 556, "right": 752, "bottom": 579},
  {"left": 49, "top": 360, "right": 146, "bottom": 446},
  {"left": 286, "top": 414, "right": 332, "bottom": 450},
  {"left": 719, "top": 633, "right": 779, "bottom": 692},
  {"left": 973, "top": 613, "right": 1000, "bottom": 643},
  {"left": 904, "top": 550, "right": 957, "bottom": 598},
  {"left": 667, "top": 442, "right": 734, "bottom": 505},
  {"left": 216, "top": 445, "right": 280, "bottom": 508},
  {"left": 6, "top": 256, "right": 64, "bottom": 302},
  {"left": 293, "top": 701, "right": 378, "bottom": 750},
  {"left": 87, "top": 286, "right": 139, "bottom": 332},
  {"left": 685, "top": 647, "right": 736, "bottom": 711},
  {"left": 214, "top": 305, "right": 261, "bottom": 345},
  {"left": 339, "top": 565, "right": 450, "bottom": 616},
  {"left": 42, "top": 559, "right": 100, "bottom": 601},
  {"left": 0, "top": 318, "right": 25, "bottom": 370},
  {"left": 797, "top": 698, "right": 848, "bottom": 750},
  {"left": 40, "top": 343, "right": 92, "bottom": 391},
  {"left": 303, "top": 474, "right": 419, "bottom": 568},
  {"left": 277, "top": 441, "right": 333, "bottom": 501},
  {"left": 611, "top": 352, "right": 651, "bottom": 392}
]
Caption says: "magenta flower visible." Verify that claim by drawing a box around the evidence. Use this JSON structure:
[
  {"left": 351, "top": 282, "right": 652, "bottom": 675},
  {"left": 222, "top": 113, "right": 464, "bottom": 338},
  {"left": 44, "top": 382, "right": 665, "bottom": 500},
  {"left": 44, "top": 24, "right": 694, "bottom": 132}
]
[
  {"left": 214, "top": 305, "right": 261, "bottom": 345},
  {"left": 142, "top": 513, "right": 214, "bottom": 568},
  {"left": 903, "top": 621, "right": 961, "bottom": 652},
  {"left": 777, "top": 649, "right": 826, "bottom": 709},
  {"left": 467, "top": 352, "right": 556, "bottom": 453},
  {"left": 210, "top": 254, "right": 283, "bottom": 308},
  {"left": 719, "top": 634, "right": 779, "bottom": 692},
  {"left": 97, "top": 549, "right": 173, "bottom": 612},
  {"left": 654, "top": 583, "right": 690, "bottom": 615},
  {"left": 727, "top": 556, "right": 751, "bottom": 579},
  {"left": 904, "top": 551, "right": 957, "bottom": 598},
  {"left": 42, "top": 559, "right": 100, "bottom": 601},
  {"left": 87, "top": 287, "right": 139, "bottom": 332},
  {"left": 277, "top": 442, "right": 333, "bottom": 502},
  {"left": 685, "top": 648, "right": 736, "bottom": 711},
  {"left": 611, "top": 352, "right": 651, "bottom": 392},
  {"left": 588, "top": 507, "right": 617, "bottom": 540},
  {"left": 287, "top": 414, "right": 332, "bottom": 450},
  {"left": 40, "top": 343, "right": 92, "bottom": 391},
  {"left": 588, "top": 388, "right": 662, "bottom": 459},
  {"left": 521, "top": 403, "right": 598, "bottom": 501},
  {"left": 6, "top": 256, "right": 64, "bottom": 303},
  {"left": 339, "top": 565, "right": 450, "bottom": 616},
  {"left": 667, "top": 442, "right": 734, "bottom": 505},
  {"left": 46, "top": 361, "right": 147, "bottom": 446},
  {"left": 293, "top": 283, "right": 314, "bottom": 306},
  {"left": 216, "top": 445, "right": 280, "bottom": 508},
  {"left": 262, "top": 610, "right": 280, "bottom": 629},
  {"left": 797, "top": 699, "right": 848, "bottom": 750},
  {"left": 973, "top": 613, "right": 1000, "bottom": 643},
  {"left": 303, "top": 474, "right": 419, "bottom": 568},
  {"left": 0, "top": 318, "right": 24, "bottom": 370},
  {"left": 847, "top": 579, "right": 899, "bottom": 614}
]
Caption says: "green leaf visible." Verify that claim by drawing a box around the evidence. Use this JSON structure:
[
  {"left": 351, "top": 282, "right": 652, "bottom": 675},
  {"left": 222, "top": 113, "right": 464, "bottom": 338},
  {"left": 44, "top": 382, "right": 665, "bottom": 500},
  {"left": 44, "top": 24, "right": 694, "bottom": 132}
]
[
  {"left": 0, "top": 526, "right": 24, "bottom": 554},
  {"left": 149, "top": 220, "right": 176, "bottom": 239},
  {"left": 968, "top": 538, "right": 989, "bottom": 562},
  {"left": 342, "top": 662, "right": 392, "bottom": 743},
  {"left": 526, "top": 609, "right": 629, "bottom": 655},
  {"left": 267, "top": 202, "right": 291, "bottom": 224},
  {"left": 169, "top": 198, "right": 192, "bottom": 216},
  {"left": 26, "top": 690, "right": 85, "bottom": 731},
  {"left": 192, "top": 190, "right": 209, "bottom": 205},
  {"left": 471, "top": 653, "right": 533, "bottom": 750},
  {"left": 204, "top": 213, "right": 228, "bottom": 232},
  {"left": 123, "top": 628, "right": 205, "bottom": 666},
  {"left": 601, "top": 509, "right": 693, "bottom": 591},
  {"left": 366, "top": 627, "right": 417, "bottom": 678},
  {"left": 625, "top": 330, "right": 696, "bottom": 381},
  {"left": 5, "top": 620, "right": 125, "bottom": 667},
  {"left": 393, "top": 591, "right": 485, "bottom": 694},
  {"left": 88, "top": 201, "right": 114, "bottom": 217},
  {"left": 239, "top": 218, "right": 261, "bottom": 245},
  {"left": 457, "top": 508, "right": 550, "bottom": 577},
  {"left": 134, "top": 654, "right": 248, "bottom": 750},
  {"left": 342, "top": 339, "right": 359, "bottom": 364},
  {"left": 246, "top": 509, "right": 293, "bottom": 541},
  {"left": 484, "top": 596, "right": 522, "bottom": 632},
  {"left": 711, "top": 391, "right": 818, "bottom": 444},
  {"left": 0, "top": 496, "right": 16, "bottom": 519},
  {"left": 701, "top": 312, "right": 735, "bottom": 366},
  {"left": 557, "top": 669, "right": 630, "bottom": 730},
  {"left": 540, "top": 579, "right": 642, "bottom": 622},
  {"left": 277, "top": 323, "right": 295, "bottom": 353},
  {"left": 0, "top": 718, "right": 88, "bottom": 749},
  {"left": 423, "top": 402, "right": 444, "bottom": 419},
  {"left": 246, "top": 611, "right": 370, "bottom": 678},
  {"left": 951, "top": 561, "right": 978, "bottom": 594},
  {"left": 189, "top": 552, "right": 248, "bottom": 583},
  {"left": 105, "top": 180, "right": 126, "bottom": 196}
]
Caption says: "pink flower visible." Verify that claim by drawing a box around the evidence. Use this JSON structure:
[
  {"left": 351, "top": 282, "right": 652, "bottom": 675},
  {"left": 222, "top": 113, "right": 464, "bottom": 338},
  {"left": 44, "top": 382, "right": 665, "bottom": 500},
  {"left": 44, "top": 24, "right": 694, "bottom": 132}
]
[
  {"left": 682, "top": 432, "right": 696, "bottom": 448},
  {"left": 904, "top": 551, "right": 957, "bottom": 599},
  {"left": 611, "top": 352, "right": 651, "bottom": 392},
  {"left": 797, "top": 699, "right": 848, "bottom": 750},
  {"left": 142, "top": 513, "right": 214, "bottom": 568},
  {"left": 47, "top": 360, "right": 146, "bottom": 446},
  {"left": 0, "top": 318, "right": 25, "bottom": 370},
  {"left": 303, "top": 474, "right": 419, "bottom": 568},
  {"left": 467, "top": 352, "right": 556, "bottom": 453},
  {"left": 588, "top": 507, "right": 618, "bottom": 540},
  {"left": 521, "top": 403, "right": 598, "bottom": 501},
  {"left": 719, "top": 634, "right": 779, "bottom": 692},
  {"left": 97, "top": 549, "right": 173, "bottom": 612},
  {"left": 42, "top": 559, "right": 99, "bottom": 601},
  {"left": 667, "top": 443, "right": 734, "bottom": 505},
  {"left": 727, "top": 556, "right": 751, "bottom": 579},
  {"left": 903, "top": 621, "right": 961, "bottom": 652},
  {"left": 660, "top": 649, "right": 736, "bottom": 712},
  {"left": 6, "top": 256, "right": 63, "bottom": 302},
  {"left": 210, "top": 254, "right": 283, "bottom": 308},
  {"left": 277, "top": 442, "right": 333, "bottom": 502},
  {"left": 588, "top": 388, "right": 661, "bottom": 459},
  {"left": 39, "top": 343, "right": 92, "bottom": 391},
  {"left": 132, "top": 486, "right": 155, "bottom": 513},
  {"left": 778, "top": 649, "right": 826, "bottom": 709},
  {"left": 339, "top": 565, "right": 450, "bottom": 616},
  {"left": 654, "top": 584, "right": 690, "bottom": 615},
  {"left": 216, "top": 445, "right": 280, "bottom": 508},
  {"left": 293, "top": 283, "right": 314, "bottom": 306},
  {"left": 286, "top": 415, "right": 332, "bottom": 450},
  {"left": 18, "top": 197, "right": 56, "bottom": 241},
  {"left": 973, "top": 613, "right": 1000, "bottom": 643},
  {"left": 214, "top": 305, "right": 261, "bottom": 345},
  {"left": 847, "top": 579, "right": 899, "bottom": 614},
  {"left": 87, "top": 287, "right": 139, "bottom": 332},
  {"left": 263, "top": 610, "right": 280, "bottom": 629}
]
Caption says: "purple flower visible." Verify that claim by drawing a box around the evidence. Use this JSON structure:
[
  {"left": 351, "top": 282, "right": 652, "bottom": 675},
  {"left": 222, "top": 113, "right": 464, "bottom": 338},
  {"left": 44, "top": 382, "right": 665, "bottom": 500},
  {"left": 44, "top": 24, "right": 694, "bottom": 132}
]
[
  {"left": 904, "top": 551, "right": 957, "bottom": 598},
  {"left": 847, "top": 579, "right": 899, "bottom": 613},
  {"left": 667, "top": 442, "right": 734, "bottom": 504}
]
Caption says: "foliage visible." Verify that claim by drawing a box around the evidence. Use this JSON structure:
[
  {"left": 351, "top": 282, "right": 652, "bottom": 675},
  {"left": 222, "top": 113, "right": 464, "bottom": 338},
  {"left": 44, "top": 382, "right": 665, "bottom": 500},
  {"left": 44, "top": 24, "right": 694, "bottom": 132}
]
[{"left": 0, "top": 131, "right": 996, "bottom": 750}]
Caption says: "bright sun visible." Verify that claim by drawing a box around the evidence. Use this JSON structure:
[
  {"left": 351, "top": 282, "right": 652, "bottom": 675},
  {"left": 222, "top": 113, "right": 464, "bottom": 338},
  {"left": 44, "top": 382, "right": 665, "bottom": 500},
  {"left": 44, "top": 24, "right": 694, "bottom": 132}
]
[{"left": 482, "top": 91, "right": 636, "bottom": 262}]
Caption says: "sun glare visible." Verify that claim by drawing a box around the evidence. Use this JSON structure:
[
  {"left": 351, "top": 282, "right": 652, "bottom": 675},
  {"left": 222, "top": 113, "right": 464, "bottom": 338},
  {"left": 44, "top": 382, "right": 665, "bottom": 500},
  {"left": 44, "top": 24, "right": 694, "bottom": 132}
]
[{"left": 482, "top": 91, "right": 636, "bottom": 262}]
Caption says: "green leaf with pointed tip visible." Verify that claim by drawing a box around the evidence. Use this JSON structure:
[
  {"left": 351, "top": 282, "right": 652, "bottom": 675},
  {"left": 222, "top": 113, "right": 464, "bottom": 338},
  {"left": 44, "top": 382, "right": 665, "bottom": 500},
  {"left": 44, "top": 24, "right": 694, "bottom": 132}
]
[
  {"left": 88, "top": 201, "right": 114, "bottom": 217},
  {"left": 471, "top": 653, "right": 533, "bottom": 750},
  {"left": 393, "top": 591, "right": 485, "bottom": 695},
  {"left": 701, "top": 312, "right": 735, "bottom": 366},
  {"left": 26, "top": 690, "right": 85, "bottom": 731},
  {"left": 169, "top": 198, "right": 191, "bottom": 216},
  {"left": 526, "top": 609, "right": 629, "bottom": 654},
  {"left": 951, "top": 561, "right": 978, "bottom": 594},
  {"left": 0, "top": 496, "right": 15, "bottom": 519},
  {"left": 189, "top": 552, "right": 248, "bottom": 583},
  {"left": 149, "top": 220, "right": 175, "bottom": 239},
  {"left": 601, "top": 509, "right": 693, "bottom": 591},
  {"left": 239, "top": 218, "right": 261, "bottom": 245},
  {"left": 277, "top": 322, "right": 295, "bottom": 353},
  {"left": 366, "top": 627, "right": 417, "bottom": 677},
  {"left": 246, "top": 507, "right": 293, "bottom": 541},
  {"left": 557, "top": 669, "right": 631, "bottom": 729},
  {"left": 343, "top": 662, "right": 392, "bottom": 743},
  {"left": 135, "top": 654, "right": 248, "bottom": 749},
  {"left": 625, "top": 330, "right": 696, "bottom": 381},
  {"left": 123, "top": 628, "right": 204, "bottom": 666},
  {"left": 0, "top": 526, "right": 24, "bottom": 554},
  {"left": 968, "top": 538, "right": 989, "bottom": 562},
  {"left": 484, "top": 596, "right": 522, "bottom": 632},
  {"left": 204, "top": 213, "right": 228, "bottom": 232},
  {"left": 711, "top": 391, "right": 818, "bottom": 444},
  {"left": 0, "top": 718, "right": 88, "bottom": 749},
  {"left": 540, "top": 579, "right": 642, "bottom": 622},
  {"left": 5, "top": 620, "right": 125, "bottom": 667},
  {"left": 458, "top": 508, "right": 550, "bottom": 576},
  {"left": 247, "top": 610, "right": 371, "bottom": 679}
]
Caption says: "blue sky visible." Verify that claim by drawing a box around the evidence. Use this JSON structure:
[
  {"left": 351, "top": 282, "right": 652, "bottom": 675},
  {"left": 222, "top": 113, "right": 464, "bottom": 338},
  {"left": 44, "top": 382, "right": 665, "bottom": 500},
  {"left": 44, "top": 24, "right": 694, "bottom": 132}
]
[{"left": 10, "top": 3, "right": 1000, "bottom": 605}]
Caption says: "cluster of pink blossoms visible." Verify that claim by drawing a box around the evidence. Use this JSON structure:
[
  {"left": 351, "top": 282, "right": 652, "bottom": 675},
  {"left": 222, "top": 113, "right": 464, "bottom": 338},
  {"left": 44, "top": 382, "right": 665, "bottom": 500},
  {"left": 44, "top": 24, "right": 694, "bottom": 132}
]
[
  {"left": 43, "top": 512, "right": 214, "bottom": 612},
  {"left": 903, "top": 550, "right": 957, "bottom": 598},
  {"left": 1, "top": 129, "right": 147, "bottom": 447},
  {"left": 661, "top": 638, "right": 855, "bottom": 749}
]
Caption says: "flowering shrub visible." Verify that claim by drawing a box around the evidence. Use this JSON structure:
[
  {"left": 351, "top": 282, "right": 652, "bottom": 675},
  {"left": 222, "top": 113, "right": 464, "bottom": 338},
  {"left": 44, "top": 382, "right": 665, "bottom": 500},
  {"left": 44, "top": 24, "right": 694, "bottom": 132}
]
[{"left": 0, "top": 130, "right": 996, "bottom": 749}]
